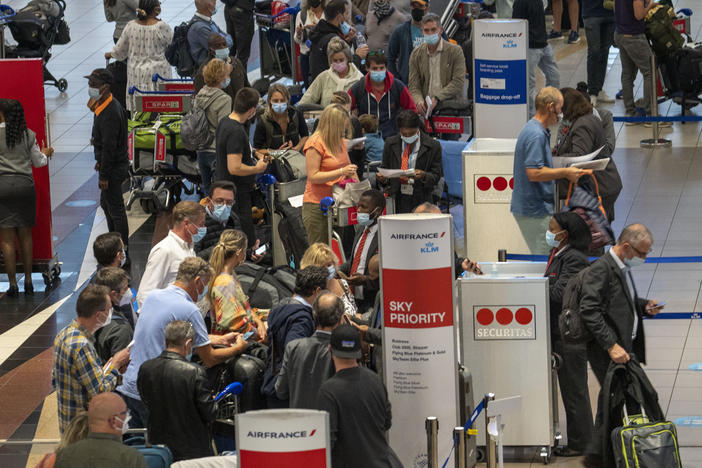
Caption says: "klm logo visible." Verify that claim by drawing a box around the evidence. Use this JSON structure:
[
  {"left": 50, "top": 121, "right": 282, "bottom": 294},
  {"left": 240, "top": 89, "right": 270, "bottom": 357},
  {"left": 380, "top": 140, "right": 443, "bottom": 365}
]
[
  {"left": 420, "top": 242, "right": 439, "bottom": 254},
  {"left": 503, "top": 40, "right": 517, "bottom": 48}
]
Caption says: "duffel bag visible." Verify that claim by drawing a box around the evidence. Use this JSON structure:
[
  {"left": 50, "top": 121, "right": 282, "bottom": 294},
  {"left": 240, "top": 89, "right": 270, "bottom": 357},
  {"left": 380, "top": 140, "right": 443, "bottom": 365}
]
[{"left": 128, "top": 114, "right": 198, "bottom": 175}]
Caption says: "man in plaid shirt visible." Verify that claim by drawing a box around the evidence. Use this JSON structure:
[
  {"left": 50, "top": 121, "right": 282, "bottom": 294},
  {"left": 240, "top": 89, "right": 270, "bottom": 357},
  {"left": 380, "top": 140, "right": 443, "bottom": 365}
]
[{"left": 53, "top": 284, "right": 131, "bottom": 433}]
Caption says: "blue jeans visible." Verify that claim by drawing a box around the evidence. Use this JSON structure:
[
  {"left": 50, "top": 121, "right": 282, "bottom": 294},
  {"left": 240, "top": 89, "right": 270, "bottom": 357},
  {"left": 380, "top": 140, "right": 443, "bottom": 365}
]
[
  {"left": 583, "top": 16, "right": 615, "bottom": 96},
  {"left": 197, "top": 151, "right": 216, "bottom": 195},
  {"left": 527, "top": 45, "right": 560, "bottom": 117}
]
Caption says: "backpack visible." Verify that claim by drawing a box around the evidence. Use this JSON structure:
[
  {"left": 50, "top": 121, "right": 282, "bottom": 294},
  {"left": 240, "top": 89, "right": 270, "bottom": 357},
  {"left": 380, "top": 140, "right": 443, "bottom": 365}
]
[
  {"left": 645, "top": 5, "right": 684, "bottom": 57},
  {"left": 561, "top": 174, "right": 614, "bottom": 254},
  {"left": 234, "top": 263, "right": 296, "bottom": 309},
  {"left": 165, "top": 19, "right": 197, "bottom": 77},
  {"left": 559, "top": 267, "right": 594, "bottom": 344},
  {"left": 269, "top": 150, "right": 306, "bottom": 182},
  {"left": 180, "top": 95, "right": 216, "bottom": 151},
  {"left": 275, "top": 200, "right": 309, "bottom": 268}
]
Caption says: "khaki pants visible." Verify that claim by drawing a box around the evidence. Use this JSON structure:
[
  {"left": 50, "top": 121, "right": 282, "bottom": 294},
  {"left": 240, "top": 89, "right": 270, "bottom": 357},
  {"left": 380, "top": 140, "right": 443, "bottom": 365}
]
[{"left": 302, "top": 202, "right": 328, "bottom": 245}]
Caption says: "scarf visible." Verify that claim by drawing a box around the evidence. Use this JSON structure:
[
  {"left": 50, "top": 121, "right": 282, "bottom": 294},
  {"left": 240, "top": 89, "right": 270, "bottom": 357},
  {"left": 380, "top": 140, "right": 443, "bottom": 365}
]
[{"left": 372, "top": 0, "right": 394, "bottom": 23}]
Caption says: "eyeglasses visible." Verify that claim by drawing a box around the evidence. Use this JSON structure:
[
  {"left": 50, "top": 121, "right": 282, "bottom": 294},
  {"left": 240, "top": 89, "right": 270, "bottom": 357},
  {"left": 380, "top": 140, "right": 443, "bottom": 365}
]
[
  {"left": 367, "top": 50, "right": 385, "bottom": 57},
  {"left": 630, "top": 244, "right": 652, "bottom": 257}
]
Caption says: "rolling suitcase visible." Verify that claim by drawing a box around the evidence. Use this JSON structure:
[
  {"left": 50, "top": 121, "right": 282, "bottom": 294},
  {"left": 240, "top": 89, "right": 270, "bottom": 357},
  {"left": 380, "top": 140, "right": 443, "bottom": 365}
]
[{"left": 611, "top": 406, "right": 682, "bottom": 468}]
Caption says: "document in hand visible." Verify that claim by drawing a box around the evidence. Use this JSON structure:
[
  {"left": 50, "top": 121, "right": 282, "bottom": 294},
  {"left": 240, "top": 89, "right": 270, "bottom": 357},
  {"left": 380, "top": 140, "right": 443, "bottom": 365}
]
[
  {"left": 552, "top": 145, "right": 605, "bottom": 168},
  {"left": 378, "top": 168, "right": 416, "bottom": 178},
  {"left": 571, "top": 158, "right": 610, "bottom": 171}
]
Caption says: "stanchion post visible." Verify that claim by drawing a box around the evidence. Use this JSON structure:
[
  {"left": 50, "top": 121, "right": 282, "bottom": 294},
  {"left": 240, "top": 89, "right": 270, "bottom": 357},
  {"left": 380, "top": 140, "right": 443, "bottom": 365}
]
[
  {"left": 454, "top": 427, "right": 466, "bottom": 468},
  {"left": 484, "top": 393, "right": 496, "bottom": 468},
  {"left": 497, "top": 249, "right": 506, "bottom": 262},
  {"left": 641, "top": 54, "right": 671, "bottom": 148},
  {"left": 426, "top": 416, "right": 439, "bottom": 468}
]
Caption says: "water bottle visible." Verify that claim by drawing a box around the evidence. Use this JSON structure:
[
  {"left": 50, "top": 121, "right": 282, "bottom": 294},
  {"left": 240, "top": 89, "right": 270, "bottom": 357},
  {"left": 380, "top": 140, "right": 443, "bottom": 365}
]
[{"left": 355, "top": 29, "right": 366, "bottom": 65}]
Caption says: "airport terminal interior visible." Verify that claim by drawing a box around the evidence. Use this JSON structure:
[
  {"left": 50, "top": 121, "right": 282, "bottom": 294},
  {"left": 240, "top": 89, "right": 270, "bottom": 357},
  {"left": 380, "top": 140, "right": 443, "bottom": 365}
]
[{"left": 0, "top": 0, "right": 702, "bottom": 465}]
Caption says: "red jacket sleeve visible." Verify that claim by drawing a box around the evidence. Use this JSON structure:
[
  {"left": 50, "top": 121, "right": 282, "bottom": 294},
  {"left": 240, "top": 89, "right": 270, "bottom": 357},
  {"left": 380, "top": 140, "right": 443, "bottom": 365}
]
[
  {"left": 347, "top": 88, "right": 357, "bottom": 110},
  {"left": 400, "top": 86, "right": 417, "bottom": 112}
]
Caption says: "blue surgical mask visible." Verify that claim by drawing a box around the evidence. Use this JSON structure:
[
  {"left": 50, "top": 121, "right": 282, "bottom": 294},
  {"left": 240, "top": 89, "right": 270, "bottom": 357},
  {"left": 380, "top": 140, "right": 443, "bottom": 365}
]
[
  {"left": 120, "top": 249, "right": 127, "bottom": 267},
  {"left": 88, "top": 87, "right": 101, "bottom": 99},
  {"left": 272, "top": 102, "right": 288, "bottom": 114},
  {"left": 214, "top": 48, "right": 229, "bottom": 60},
  {"left": 186, "top": 349, "right": 193, "bottom": 361},
  {"left": 625, "top": 256, "right": 645, "bottom": 268},
  {"left": 340, "top": 21, "right": 351, "bottom": 35},
  {"left": 222, "top": 77, "right": 231, "bottom": 88},
  {"left": 370, "top": 70, "right": 386, "bottom": 83},
  {"left": 357, "top": 212, "right": 372, "bottom": 226},
  {"left": 210, "top": 203, "right": 231, "bottom": 223},
  {"left": 327, "top": 265, "right": 336, "bottom": 281},
  {"left": 545, "top": 230, "right": 564, "bottom": 248},
  {"left": 424, "top": 33, "right": 440, "bottom": 46},
  {"left": 198, "top": 283, "right": 209, "bottom": 302},
  {"left": 192, "top": 226, "right": 207, "bottom": 243},
  {"left": 401, "top": 132, "right": 419, "bottom": 145}
]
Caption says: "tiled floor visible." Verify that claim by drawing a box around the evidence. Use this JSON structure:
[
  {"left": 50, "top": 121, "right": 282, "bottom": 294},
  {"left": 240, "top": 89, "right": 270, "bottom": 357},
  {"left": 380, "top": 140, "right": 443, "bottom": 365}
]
[{"left": 2, "top": 0, "right": 702, "bottom": 465}]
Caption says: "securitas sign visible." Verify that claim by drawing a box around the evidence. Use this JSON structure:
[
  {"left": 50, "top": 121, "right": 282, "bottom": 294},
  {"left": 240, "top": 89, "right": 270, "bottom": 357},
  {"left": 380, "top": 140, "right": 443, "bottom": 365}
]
[
  {"left": 247, "top": 429, "right": 317, "bottom": 439},
  {"left": 473, "top": 305, "right": 535, "bottom": 340}
]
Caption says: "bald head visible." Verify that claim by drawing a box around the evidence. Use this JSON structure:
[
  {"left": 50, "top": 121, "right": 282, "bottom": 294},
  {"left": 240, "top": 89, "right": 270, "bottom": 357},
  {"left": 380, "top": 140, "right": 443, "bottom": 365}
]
[
  {"left": 413, "top": 202, "right": 441, "bottom": 214},
  {"left": 313, "top": 291, "right": 344, "bottom": 329},
  {"left": 88, "top": 392, "right": 127, "bottom": 434},
  {"left": 195, "top": 0, "right": 215, "bottom": 15},
  {"left": 617, "top": 223, "right": 653, "bottom": 248}
]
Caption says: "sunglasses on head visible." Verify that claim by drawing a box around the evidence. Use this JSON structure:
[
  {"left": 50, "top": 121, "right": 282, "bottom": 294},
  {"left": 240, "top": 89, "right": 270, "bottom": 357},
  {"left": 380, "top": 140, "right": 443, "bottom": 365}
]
[{"left": 367, "top": 50, "right": 385, "bottom": 57}]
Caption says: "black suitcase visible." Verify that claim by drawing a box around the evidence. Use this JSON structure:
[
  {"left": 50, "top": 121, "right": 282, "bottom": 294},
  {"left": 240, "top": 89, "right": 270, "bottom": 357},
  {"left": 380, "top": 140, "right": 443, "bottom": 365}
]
[
  {"left": 107, "top": 59, "right": 128, "bottom": 110},
  {"left": 675, "top": 47, "right": 702, "bottom": 95}
]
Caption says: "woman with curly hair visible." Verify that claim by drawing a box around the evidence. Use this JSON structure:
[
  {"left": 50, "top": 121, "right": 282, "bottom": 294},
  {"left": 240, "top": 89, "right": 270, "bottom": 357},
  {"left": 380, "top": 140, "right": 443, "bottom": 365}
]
[{"left": 0, "top": 99, "right": 53, "bottom": 297}]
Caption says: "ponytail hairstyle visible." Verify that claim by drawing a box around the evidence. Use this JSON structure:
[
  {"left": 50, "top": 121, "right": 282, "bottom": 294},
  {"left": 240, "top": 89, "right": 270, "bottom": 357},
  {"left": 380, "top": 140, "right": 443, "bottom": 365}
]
[
  {"left": 0, "top": 99, "right": 29, "bottom": 150},
  {"left": 136, "top": 0, "right": 158, "bottom": 20},
  {"left": 208, "top": 229, "right": 248, "bottom": 305}
]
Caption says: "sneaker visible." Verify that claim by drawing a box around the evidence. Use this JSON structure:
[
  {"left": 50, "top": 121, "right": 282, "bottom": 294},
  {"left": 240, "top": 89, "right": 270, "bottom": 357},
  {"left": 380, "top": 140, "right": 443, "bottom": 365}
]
[
  {"left": 597, "top": 90, "right": 615, "bottom": 103},
  {"left": 567, "top": 30, "right": 580, "bottom": 44},
  {"left": 625, "top": 112, "right": 643, "bottom": 126},
  {"left": 547, "top": 30, "right": 563, "bottom": 40},
  {"left": 590, "top": 94, "right": 597, "bottom": 106},
  {"left": 644, "top": 120, "right": 673, "bottom": 128},
  {"left": 616, "top": 89, "right": 623, "bottom": 99}
]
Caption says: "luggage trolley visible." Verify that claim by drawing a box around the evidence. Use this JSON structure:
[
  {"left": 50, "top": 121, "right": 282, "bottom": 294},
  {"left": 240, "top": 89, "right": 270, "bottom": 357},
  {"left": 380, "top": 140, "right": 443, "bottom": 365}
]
[
  {"left": 125, "top": 87, "right": 200, "bottom": 214},
  {"left": 151, "top": 73, "right": 194, "bottom": 92},
  {"left": 254, "top": 6, "right": 303, "bottom": 96},
  {"left": 263, "top": 174, "right": 307, "bottom": 268}
]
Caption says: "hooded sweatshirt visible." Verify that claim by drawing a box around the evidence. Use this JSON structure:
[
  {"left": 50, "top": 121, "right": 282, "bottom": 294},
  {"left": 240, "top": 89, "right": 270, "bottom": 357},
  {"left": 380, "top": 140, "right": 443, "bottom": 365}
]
[
  {"left": 308, "top": 19, "right": 345, "bottom": 83},
  {"left": 193, "top": 86, "right": 232, "bottom": 152},
  {"left": 348, "top": 71, "right": 417, "bottom": 138},
  {"left": 299, "top": 62, "right": 364, "bottom": 107}
]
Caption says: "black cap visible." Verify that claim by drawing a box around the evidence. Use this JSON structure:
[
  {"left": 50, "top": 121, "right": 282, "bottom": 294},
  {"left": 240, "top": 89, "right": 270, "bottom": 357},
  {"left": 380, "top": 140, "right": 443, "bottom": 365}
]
[
  {"left": 84, "top": 68, "right": 113, "bottom": 85},
  {"left": 330, "top": 324, "right": 362, "bottom": 359}
]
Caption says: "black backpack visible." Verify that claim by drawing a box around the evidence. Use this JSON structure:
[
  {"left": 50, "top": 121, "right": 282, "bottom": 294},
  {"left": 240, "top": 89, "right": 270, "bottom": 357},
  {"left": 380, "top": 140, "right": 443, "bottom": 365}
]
[
  {"left": 166, "top": 19, "right": 197, "bottom": 77},
  {"left": 559, "top": 267, "right": 594, "bottom": 344},
  {"left": 275, "top": 200, "right": 309, "bottom": 268},
  {"left": 234, "top": 263, "right": 296, "bottom": 309}
]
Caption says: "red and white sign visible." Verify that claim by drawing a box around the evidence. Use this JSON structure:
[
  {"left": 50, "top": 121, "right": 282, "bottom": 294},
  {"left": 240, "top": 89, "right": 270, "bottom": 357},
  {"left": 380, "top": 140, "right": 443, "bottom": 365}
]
[
  {"left": 380, "top": 214, "right": 458, "bottom": 468},
  {"left": 423, "top": 116, "right": 470, "bottom": 134},
  {"left": 163, "top": 82, "right": 194, "bottom": 92},
  {"left": 473, "top": 305, "right": 536, "bottom": 340},
  {"left": 154, "top": 131, "right": 167, "bottom": 163},
  {"left": 139, "top": 95, "right": 184, "bottom": 113},
  {"left": 474, "top": 174, "right": 514, "bottom": 204},
  {"left": 127, "top": 132, "right": 134, "bottom": 163},
  {"left": 236, "top": 409, "right": 330, "bottom": 468}
]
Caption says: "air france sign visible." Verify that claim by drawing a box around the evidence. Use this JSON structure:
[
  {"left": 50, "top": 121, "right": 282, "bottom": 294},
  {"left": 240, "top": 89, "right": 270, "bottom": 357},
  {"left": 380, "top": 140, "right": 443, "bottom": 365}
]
[{"left": 473, "top": 305, "right": 535, "bottom": 340}]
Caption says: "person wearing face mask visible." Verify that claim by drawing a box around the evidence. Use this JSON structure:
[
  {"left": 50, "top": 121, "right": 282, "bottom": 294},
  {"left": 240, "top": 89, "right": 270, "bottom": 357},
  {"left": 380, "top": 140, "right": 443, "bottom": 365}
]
[
  {"left": 136, "top": 201, "right": 206, "bottom": 307},
  {"left": 580, "top": 224, "right": 663, "bottom": 468},
  {"left": 193, "top": 33, "right": 251, "bottom": 101},
  {"left": 193, "top": 59, "right": 234, "bottom": 195},
  {"left": 187, "top": 0, "right": 233, "bottom": 68},
  {"left": 295, "top": 0, "right": 326, "bottom": 88},
  {"left": 262, "top": 265, "right": 329, "bottom": 407},
  {"left": 254, "top": 83, "right": 309, "bottom": 154},
  {"left": 92, "top": 232, "right": 129, "bottom": 275},
  {"left": 207, "top": 229, "right": 267, "bottom": 340},
  {"left": 338, "top": 190, "right": 384, "bottom": 312},
  {"left": 510, "top": 87, "right": 591, "bottom": 255},
  {"left": 137, "top": 320, "right": 218, "bottom": 461},
  {"left": 408, "top": 13, "right": 466, "bottom": 122},
  {"left": 94, "top": 267, "right": 136, "bottom": 363},
  {"left": 364, "top": 0, "right": 407, "bottom": 52},
  {"left": 215, "top": 87, "right": 268, "bottom": 249},
  {"left": 543, "top": 212, "right": 593, "bottom": 458},
  {"left": 120, "top": 257, "right": 247, "bottom": 429},
  {"left": 376, "top": 110, "right": 441, "bottom": 213},
  {"left": 302, "top": 243, "right": 358, "bottom": 317},
  {"left": 52, "top": 285, "right": 132, "bottom": 434},
  {"left": 348, "top": 51, "right": 417, "bottom": 138},
  {"left": 300, "top": 37, "right": 364, "bottom": 108},
  {"left": 308, "top": 0, "right": 358, "bottom": 83},
  {"left": 54, "top": 392, "right": 148, "bottom": 468},
  {"left": 85, "top": 69, "right": 130, "bottom": 266},
  {"left": 105, "top": 0, "right": 172, "bottom": 112}
]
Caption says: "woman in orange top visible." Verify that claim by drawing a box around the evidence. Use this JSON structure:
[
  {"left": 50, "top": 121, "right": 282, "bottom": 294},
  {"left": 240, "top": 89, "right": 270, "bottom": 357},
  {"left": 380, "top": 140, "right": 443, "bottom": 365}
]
[
  {"left": 207, "top": 229, "right": 266, "bottom": 341},
  {"left": 302, "top": 104, "right": 359, "bottom": 244}
]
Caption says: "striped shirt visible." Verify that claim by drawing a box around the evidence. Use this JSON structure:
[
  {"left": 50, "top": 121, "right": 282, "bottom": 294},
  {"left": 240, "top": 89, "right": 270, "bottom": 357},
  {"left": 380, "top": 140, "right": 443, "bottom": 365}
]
[{"left": 52, "top": 320, "right": 120, "bottom": 433}]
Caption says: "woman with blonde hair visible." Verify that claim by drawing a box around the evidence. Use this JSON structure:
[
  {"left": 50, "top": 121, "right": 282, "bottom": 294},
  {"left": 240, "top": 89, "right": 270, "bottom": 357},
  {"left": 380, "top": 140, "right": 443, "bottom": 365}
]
[
  {"left": 300, "top": 242, "right": 357, "bottom": 316},
  {"left": 35, "top": 411, "right": 89, "bottom": 467},
  {"left": 302, "top": 104, "right": 358, "bottom": 244},
  {"left": 299, "top": 37, "right": 364, "bottom": 108},
  {"left": 193, "top": 58, "right": 233, "bottom": 195},
  {"left": 207, "top": 229, "right": 266, "bottom": 341},
  {"left": 253, "top": 83, "right": 309, "bottom": 153}
]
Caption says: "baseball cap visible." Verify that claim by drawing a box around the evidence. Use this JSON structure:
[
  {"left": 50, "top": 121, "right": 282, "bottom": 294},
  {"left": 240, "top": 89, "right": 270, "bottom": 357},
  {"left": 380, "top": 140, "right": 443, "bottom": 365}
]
[
  {"left": 84, "top": 68, "right": 113, "bottom": 85},
  {"left": 410, "top": 0, "right": 428, "bottom": 6},
  {"left": 330, "top": 324, "right": 362, "bottom": 359}
]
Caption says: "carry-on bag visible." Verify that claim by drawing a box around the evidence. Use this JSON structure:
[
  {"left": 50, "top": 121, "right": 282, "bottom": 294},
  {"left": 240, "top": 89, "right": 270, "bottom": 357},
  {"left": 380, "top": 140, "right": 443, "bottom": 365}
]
[{"left": 611, "top": 405, "right": 682, "bottom": 468}]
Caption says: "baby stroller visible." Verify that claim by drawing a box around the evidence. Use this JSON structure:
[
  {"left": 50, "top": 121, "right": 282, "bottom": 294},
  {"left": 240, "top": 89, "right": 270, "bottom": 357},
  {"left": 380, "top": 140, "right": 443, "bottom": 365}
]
[{"left": 5, "top": 0, "right": 69, "bottom": 91}]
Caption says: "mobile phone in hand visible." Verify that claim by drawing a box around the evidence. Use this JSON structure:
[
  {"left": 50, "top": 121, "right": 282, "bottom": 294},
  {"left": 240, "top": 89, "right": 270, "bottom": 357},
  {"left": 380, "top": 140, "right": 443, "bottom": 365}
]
[
  {"left": 255, "top": 244, "right": 268, "bottom": 256},
  {"left": 242, "top": 330, "right": 256, "bottom": 341}
]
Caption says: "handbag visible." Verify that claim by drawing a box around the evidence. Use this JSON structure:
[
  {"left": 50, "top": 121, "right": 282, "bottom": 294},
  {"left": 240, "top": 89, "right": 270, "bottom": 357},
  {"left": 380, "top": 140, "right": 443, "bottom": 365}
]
[
  {"left": 332, "top": 179, "right": 371, "bottom": 208},
  {"left": 562, "top": 174, "right": 614, "bottom": 252}
]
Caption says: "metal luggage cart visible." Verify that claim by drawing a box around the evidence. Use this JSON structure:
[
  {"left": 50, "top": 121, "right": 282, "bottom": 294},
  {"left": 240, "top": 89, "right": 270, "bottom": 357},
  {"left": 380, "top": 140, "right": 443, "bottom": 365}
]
[
  {"left": 151, "top": 73, "right": 194, "bottom": 92},
  {"left": 125, "top": 87, "right": 200, "bottom": 214},
  {"left": 0, "top": 4, "right": 16, "bottom": 58},
  {"left": 425, "top": 114, "right": 473, "bottom": 140},
  {"left": 265, "top": 177, "right": 307, "bottom": 268},
  {"left": 254, "top": 9, "right": 303, "bottom": 96}
]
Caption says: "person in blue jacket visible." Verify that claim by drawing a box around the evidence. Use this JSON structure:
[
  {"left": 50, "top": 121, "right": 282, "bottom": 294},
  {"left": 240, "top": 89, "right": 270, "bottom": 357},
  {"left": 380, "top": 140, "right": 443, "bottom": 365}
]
[{"left": 187, "top": 0, "right": 233, "bottom": 67}]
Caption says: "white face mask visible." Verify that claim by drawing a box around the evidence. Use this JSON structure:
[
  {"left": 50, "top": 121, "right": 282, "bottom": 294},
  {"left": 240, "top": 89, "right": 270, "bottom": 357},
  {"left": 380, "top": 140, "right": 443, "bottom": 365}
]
[
  {"left": 119, "top": 288, "right": 133, "bottom": 307},
  {"left": 115, "top": 413, "right": 131, "bottom": 435},
  {"left": 96, "top": 308, "right": 112, "bottom": 329}
]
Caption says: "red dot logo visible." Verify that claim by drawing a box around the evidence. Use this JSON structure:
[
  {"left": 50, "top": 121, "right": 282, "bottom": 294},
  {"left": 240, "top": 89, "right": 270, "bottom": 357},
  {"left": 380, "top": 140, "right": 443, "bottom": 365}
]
[
  {"left": 509, "top": 177, "right": 514, "bottom": 189},
  {"left": 476, "top": 177, "right": 491, "bottom": 191},
  {"left": 515, "top": 308, "right": 533, "bottom": 325},
  {"left": 496, "top": 308, "right": 513, "bottom": 325},
  {"left": 476, "top": 308, "right": 494, "bottom": 325},
  {"left": 493, "top": 177, "right": 508, "bottom": 191}
]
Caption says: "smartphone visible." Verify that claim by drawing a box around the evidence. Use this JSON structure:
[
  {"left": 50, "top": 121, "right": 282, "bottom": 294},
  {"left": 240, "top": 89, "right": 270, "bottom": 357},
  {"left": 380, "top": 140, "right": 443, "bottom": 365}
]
[
  {"left": 242, "top": 330, "right": 256, "bottom": 341},
  {"left": 255, "top": 244, "right": 268, "bottom": 256},
  {"left": 648, "top": 301, "right": 666, "bottom": 309},
  {"left": 127, "top": 339, "right": 135, "bottom": 350}
]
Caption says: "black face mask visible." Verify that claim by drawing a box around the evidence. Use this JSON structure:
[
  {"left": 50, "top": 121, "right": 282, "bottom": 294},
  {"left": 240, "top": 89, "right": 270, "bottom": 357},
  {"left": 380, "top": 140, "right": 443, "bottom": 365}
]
[
  {"left": 308, "top": 0, "right": 321, "bottom": 7},
  {"left": 411, "top": 8, "right": 424, "bottom": 22}
]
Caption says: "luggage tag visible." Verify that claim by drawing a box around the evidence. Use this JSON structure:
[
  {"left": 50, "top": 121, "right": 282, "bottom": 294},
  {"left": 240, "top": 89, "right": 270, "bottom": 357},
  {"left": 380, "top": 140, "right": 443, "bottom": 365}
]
[{"left": 400, "top": 183, "right": 414, "bottom": 195}]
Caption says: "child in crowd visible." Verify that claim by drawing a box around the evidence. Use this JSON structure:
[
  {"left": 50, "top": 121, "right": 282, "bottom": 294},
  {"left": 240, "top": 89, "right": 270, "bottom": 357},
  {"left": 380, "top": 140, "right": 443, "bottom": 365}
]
[{"left": 358, "top": 114, "right": 383, "bottom": 164}]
